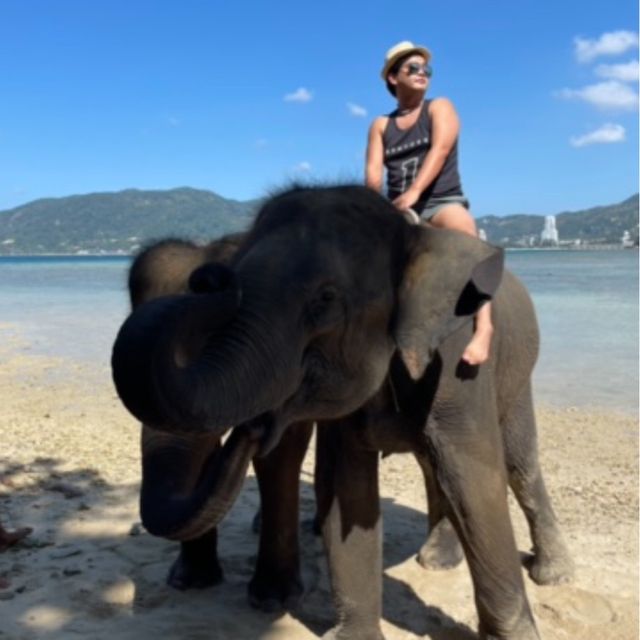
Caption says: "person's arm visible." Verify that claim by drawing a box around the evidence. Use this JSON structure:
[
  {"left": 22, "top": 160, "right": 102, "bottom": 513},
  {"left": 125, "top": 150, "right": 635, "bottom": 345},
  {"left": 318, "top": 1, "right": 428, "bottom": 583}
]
[
  {"left": 392, "top": 98, "right": 460, "bottom": 211},
  {"left": 365, "top": 117, "right": 387, "bottom": 192}
]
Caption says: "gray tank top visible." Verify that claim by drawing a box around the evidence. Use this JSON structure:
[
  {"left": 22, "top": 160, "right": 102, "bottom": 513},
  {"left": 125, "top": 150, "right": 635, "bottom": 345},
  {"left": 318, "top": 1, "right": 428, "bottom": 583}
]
[{"left": 383, "top": 99, "right": 463, "bottom": 208}]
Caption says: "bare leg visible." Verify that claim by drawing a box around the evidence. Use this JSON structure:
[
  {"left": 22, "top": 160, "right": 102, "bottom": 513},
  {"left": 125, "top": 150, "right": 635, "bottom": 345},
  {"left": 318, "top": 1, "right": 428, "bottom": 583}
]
[
  {"left": 430, "top": 204, "right": 493, "bottom": 365},
  {"left": 462, "top": 302, "right": 493, "bottom": 366}
]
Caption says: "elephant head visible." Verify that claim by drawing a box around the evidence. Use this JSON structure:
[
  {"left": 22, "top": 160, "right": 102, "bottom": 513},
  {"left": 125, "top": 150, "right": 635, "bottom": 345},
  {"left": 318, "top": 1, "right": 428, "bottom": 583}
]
[{"left": 112, "top": 185, "right": 503, "bottom": 512}]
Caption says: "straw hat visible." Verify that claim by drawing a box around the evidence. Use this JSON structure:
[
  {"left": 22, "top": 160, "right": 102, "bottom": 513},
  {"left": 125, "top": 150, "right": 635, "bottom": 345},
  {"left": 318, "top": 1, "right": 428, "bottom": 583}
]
[{"left": 380, "top": 41, "right": 431, "bottom": 80}]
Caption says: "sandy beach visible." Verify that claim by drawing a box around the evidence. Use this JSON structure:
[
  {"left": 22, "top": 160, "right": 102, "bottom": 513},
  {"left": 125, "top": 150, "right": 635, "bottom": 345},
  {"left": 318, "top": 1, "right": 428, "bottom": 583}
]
[{"left": 0, "top": 333, "right": 637, "bottom": 640}]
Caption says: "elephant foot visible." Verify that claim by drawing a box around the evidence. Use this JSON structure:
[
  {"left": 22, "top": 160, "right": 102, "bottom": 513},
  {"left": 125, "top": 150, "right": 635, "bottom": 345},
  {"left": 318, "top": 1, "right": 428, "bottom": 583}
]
[
  {"left": 167, "top": 534, "right": 223, "bottom": 590},
  {"left": 248, "top": 568, "right": 303, "bottom": 612},
  {"left": 479, "top": 623, "right": 540, "bottom": 640},
  {"left": 322, "top": 624, "right": 385, "bottom": 640},
  {"left": 167, "top": 551, "right": 223, "bottom": 590},
  {"left": 480, "top": 634, "right": 539, "bottom": 640},
  {"left": 478, "top": 611, "right": 540, "bottom": 639},
  {"left": 417, "top": 518, "right": 464, "bottom": 570},
  {"left": 524, "top": 544, "right": 574, "bottom": 586}
]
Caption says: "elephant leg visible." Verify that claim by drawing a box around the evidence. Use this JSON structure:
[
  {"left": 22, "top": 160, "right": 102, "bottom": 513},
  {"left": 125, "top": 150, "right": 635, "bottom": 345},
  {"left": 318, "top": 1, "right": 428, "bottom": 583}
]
[
  {"left": 427, "top": 415, "right": 540, "bottom": 640},
  {"left": 503, "top": 384, "right": 574, "bottom": 585},
  {"left": 248, "top": 420, "right": 314, "bottom": 611},
  {"left": 316, "top": 421, "right": 385, "bottom": 640},
  {"left": 414, "top": 451, "right": 464, "bottom": 570},
  {"left": 252, "top": 436, "right": 320, "bottom": 540},
  {"left": 167, "top": 528, "right": 223, "bottom": 590}
]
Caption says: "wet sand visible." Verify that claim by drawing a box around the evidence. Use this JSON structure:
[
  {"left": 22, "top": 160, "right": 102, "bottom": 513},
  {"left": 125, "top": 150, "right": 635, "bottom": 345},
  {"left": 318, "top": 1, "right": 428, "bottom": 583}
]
[{"left": 0, "top": 335, "right": 637, "bottom": 639}]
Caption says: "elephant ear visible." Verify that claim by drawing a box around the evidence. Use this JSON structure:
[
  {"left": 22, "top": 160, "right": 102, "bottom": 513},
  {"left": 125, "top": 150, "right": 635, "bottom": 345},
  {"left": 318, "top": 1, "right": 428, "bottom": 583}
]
[{"left": 394, "top": 225, "right": 504, "bottom": 379}]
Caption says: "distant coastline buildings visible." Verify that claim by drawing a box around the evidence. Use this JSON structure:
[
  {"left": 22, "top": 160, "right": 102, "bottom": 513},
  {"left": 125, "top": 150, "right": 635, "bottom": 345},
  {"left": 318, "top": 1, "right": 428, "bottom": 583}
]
[
  {"left": 540, "top": 216, "right": 559, "bottom": 246},
  {"left": 477, "top": 212, "right": 638, "bottom": 250},
  {"left": 621, "top": 230, "right": 635, "bottom": 249}
]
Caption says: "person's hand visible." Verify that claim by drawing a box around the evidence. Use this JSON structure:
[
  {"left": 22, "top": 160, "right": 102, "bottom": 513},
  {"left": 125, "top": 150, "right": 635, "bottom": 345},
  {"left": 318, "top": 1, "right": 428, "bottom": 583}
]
[{"left": 392, "top": 188, "right": 420, "bottom": 212}]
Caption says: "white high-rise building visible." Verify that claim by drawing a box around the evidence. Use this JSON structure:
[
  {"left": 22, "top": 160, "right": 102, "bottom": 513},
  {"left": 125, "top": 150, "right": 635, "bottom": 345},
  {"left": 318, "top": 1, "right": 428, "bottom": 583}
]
[
  {"left": 622, "top": 230, "right": 634, "bottom": 248},
  {"left": 540, "top": 215, "right": 559, "bottom": 245}
]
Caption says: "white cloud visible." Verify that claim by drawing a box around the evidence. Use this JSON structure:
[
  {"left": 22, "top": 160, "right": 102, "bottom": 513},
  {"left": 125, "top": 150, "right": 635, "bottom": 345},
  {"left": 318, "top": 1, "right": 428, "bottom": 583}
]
[
  {"left": 594, "top": 59, "right": 639, "bottom": 83},
  {"left": 255, "top": 138, "right": 268, "bottom": 149},
  {"left": 284, "top": 88, "right": 313, "bottom": 103},
  {"left": 574, "top": 30, "right": 639, "bottom": 63},
  {"left": 570, "top": 123, "right": 626, "bottom": 147},
  {"left": 347, "top": 102, "right": 368, "bottom": 117},
  {"left": 293, "top": 161, "right": 312, "bottom": 172},
  {"left": 165, "top": 116, "right": 181, "bottom": 127},
  {"left": 557, "top": 80, "right": 639, "bottom": 110}
]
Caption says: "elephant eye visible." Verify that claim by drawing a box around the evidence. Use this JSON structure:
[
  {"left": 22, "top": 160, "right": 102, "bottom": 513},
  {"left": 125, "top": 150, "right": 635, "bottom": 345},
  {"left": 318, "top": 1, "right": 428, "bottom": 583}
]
[
  {"left": 306, "top": 285, "right": 342, "bottom": 327},
  {"left": 320, "top": 288, "right": 337, "bottom": 303}
]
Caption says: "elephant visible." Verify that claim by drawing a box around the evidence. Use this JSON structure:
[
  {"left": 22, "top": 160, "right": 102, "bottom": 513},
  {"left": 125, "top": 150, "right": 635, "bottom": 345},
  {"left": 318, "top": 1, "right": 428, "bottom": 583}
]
[
  {"left": 123, "top": 234, "right": 315, "bottom": 604},
  {"left": 125, "top": 232, "right": 454, "bottom": 598},
  {"left": 112, "top": 184, "right": 573, "bottom": 639}
]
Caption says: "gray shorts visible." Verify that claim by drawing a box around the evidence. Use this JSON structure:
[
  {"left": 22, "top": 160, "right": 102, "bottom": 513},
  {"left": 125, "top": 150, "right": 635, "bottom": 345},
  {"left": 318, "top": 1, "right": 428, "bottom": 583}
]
[{"left": 416, "top": 195, "right": 470, "bottom": 222}]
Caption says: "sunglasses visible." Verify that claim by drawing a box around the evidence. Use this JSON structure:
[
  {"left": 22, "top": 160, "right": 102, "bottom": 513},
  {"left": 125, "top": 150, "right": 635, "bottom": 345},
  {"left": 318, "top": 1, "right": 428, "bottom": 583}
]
[{"left": 404, "top": 62, "right": 433, "bottom": 78}]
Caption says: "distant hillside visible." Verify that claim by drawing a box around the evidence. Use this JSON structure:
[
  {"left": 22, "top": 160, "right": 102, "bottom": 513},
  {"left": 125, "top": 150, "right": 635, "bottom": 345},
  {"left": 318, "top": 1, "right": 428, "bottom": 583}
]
[
  {"left": 0, "top": 187, "right": 259, "bottom": 255},
  {"left": 477, "top": 194, "right": 639, "bottom": 247},
  {"left": 0, "top": 188, "right": 637, "bottom": 254}
]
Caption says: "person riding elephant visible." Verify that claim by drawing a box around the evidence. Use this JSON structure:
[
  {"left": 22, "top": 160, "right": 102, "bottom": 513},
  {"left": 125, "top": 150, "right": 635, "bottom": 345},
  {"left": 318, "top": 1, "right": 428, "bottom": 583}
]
[
  {"left": 112, "top": 184, "right": 572, "bottom": 639},
  {"left": 366, "top": 40, "right": 493, "bottom": 366}
]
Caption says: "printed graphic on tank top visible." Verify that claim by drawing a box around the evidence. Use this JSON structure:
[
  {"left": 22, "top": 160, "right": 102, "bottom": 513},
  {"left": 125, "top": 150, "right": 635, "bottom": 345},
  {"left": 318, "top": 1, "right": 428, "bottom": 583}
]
[{"left": 382, "top": 100, "right": 462, "bottom": 207}]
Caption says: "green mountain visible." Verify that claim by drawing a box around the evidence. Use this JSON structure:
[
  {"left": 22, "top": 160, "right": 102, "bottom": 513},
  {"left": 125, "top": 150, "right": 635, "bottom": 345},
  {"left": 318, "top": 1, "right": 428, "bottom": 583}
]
[
  {"left": 0, "top": 187, "right": 259, "bottom": 255},
  {"left": 477, "top": 194, "right": 639, "bottom": 247},
  {"left": 0, "top": 188, "right": 637, "bottom": 254}
]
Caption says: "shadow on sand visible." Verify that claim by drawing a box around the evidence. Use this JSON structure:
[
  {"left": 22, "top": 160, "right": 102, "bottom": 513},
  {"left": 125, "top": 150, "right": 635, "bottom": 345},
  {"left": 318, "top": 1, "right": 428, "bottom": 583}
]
[{"left": 0, "top": 457, "right": 477, "bottom": 640}]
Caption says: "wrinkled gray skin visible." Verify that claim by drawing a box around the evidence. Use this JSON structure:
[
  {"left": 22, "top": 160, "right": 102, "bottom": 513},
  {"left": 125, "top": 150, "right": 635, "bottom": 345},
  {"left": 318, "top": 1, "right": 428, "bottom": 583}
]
[{"left": 113, "top": 185, "right": 573, "bottom": 639}]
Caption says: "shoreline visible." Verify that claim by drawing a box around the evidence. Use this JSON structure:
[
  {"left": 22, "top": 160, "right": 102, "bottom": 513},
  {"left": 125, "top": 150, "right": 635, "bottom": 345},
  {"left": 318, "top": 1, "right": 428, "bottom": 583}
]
[{"left": 1, "top": 245, "right": 637, "bottom": 259}]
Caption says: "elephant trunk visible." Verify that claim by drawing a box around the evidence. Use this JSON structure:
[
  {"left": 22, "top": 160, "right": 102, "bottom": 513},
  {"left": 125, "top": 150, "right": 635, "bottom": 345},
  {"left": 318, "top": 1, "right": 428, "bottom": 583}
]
[
  {"left": 111, "top": 280, "right": 302, "bottom": 435},
  {"left": 139, "top": 424, "right": 262, "bottom": 540}
]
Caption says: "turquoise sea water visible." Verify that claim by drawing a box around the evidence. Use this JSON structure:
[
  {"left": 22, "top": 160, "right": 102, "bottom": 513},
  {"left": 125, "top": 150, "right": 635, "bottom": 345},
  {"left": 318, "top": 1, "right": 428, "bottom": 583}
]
[
  {"left": 505, "top": 250, "right": 638, "bottom": 415},
  {"left": 0, "top": 250, "right": 637, "bottom": 415}
]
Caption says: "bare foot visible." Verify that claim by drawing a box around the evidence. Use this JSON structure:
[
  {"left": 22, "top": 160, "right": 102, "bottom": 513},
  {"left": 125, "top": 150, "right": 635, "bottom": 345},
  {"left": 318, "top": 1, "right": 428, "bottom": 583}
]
[
  {"left": 461, "top": 327, "right": 493, "bottom": 366},
  {"left": 0, "top": 525, "right": 33, "bottom": 552}
]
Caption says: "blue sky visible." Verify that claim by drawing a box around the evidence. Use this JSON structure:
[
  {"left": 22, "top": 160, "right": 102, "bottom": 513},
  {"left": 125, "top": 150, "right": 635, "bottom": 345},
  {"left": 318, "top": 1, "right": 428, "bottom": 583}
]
[{"left": 1, "top": 1, "right": 638, "bottom": 216}]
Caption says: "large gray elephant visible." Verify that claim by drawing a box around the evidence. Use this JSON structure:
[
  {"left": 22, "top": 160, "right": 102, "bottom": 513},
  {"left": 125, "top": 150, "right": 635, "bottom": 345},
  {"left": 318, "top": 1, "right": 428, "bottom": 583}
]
[
  {"left": 113, "top": 185, "right": 572, "bottom": 639},
  {"left": 123, "top": 231, "right": 464, "bottom": 600}
]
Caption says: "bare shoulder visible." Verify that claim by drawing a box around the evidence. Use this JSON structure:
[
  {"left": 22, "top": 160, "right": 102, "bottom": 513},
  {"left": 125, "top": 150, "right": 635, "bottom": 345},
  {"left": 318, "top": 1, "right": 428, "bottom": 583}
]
[
  {"left": 370, "top": 115, "right": 389, "bottom": 134},
  {"left": 428, "top": 97, "right": 457, "bottom": 115}
]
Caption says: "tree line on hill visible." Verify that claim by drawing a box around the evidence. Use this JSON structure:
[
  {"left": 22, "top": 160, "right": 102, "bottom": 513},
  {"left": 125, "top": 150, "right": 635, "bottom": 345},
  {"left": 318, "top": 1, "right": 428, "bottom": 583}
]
[{"left": 0, "top": 187, "right": 637, "bottom": 255}]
